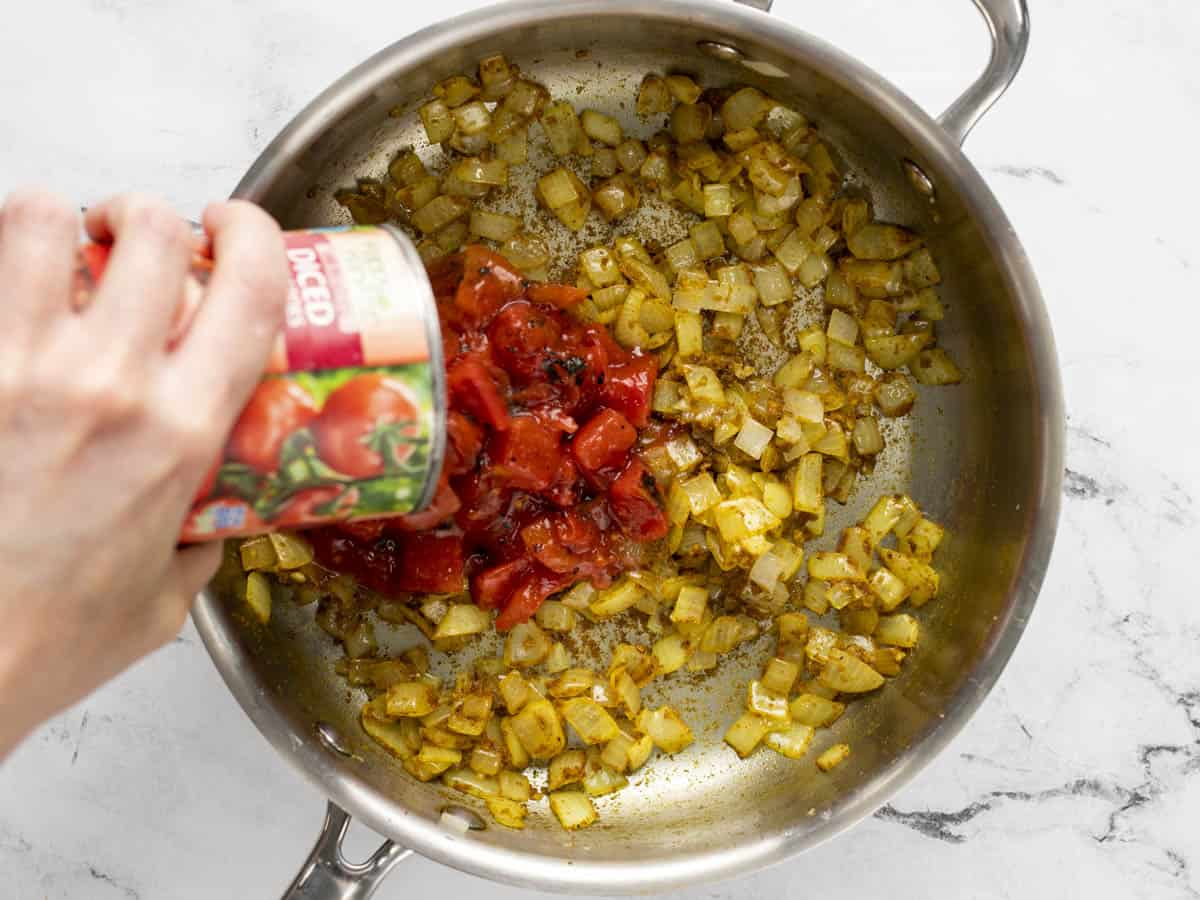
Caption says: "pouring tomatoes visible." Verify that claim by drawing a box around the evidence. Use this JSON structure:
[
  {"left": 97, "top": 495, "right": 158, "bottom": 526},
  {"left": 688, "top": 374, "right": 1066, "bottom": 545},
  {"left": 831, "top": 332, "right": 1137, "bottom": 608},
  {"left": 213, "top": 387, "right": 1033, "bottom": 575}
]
[{"left": 308, "top": 247, "right": 668, "bottom": 629}]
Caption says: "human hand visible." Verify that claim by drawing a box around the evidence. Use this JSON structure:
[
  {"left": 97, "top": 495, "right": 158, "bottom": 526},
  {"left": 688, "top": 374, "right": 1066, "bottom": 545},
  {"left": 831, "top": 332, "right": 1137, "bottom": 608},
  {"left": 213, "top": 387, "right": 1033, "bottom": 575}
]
[{"left": 0, "top": 190, "right": 287, "bottom": 757}]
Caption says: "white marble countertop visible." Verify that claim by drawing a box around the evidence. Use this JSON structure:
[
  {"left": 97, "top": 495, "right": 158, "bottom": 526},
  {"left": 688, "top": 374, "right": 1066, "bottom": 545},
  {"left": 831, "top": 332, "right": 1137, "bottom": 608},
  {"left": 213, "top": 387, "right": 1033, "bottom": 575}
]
[{"left": 3, "top": 1, "right": 1198, "bottom": 897}]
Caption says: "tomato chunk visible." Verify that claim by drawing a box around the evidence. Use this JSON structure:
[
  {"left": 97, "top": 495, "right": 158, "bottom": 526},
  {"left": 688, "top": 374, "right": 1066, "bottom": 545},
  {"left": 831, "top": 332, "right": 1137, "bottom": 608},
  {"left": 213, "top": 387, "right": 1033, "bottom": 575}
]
[
  {"left": 600, "top": 355, "right": 657, "bottom": 427},
  {"left": 525, "top": 283, "right": 588, "bottom": 308},
  {"left": 448, "top": 356, "right": 510, "bottom": 431},
  {"left": 453, "top": 470, "right": 514, "bottom": 549},
  {"left": 454, "top": 246, "right": 526, "bottom": 322},
  {"left": 607, "top": 458, "right": 669, "bottom": 542},
  {"left": 395, "top": 533, "right": 466, "bottom": 593},
  {"left": 520, "top": 511, "right": 609, "bottom": 576},
  {"left": 427, "top": 252, "right": 466, "bottom": 300},
  {"left": 307, "top": 529, "right": 401, "bottom": 597},
  {"left": 445, "top": 410, "right": 483, "bottom": 475},
  {"left": 488, "top": 300, "right": 562, "bottom": 382},
  {"left": 336, "top": 518, "right": 389, "bottom": 542},
  {"left": 544, "top": 453, "right": 582, "bottom": 508},
  {"left": 392, "top": 475, "right": 460, "bottom": 532},
  {"left": 571, "top": 408, "right": 636, "bottom": 478},
  {"left": 495, "top": 565, "right": 575, "bottom": 631},
  {"left": 472, "top": 557, "right": 530, "bottom": 610},
  {"left": 311, "top": 247, "right": 669, "bottom": 631},
  {"left": 488, "top": 415, "right": 563, "bottom": 492}
]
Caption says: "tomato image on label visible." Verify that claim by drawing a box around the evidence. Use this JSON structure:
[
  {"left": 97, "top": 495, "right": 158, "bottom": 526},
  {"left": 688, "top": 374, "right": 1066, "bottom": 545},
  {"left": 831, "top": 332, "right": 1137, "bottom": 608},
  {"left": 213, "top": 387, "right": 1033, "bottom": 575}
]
[
  {"left": 228, "top": 379, "right": 319, "bottom": 474},
  {"left": 312, "top": 373, "right": 422, "bottom": 479},
  {"left": 275, "top": 485, "right": 359, "bottom": 528},
  {"left": 130, "top": 225, "right": 444, "bottom": 542}
]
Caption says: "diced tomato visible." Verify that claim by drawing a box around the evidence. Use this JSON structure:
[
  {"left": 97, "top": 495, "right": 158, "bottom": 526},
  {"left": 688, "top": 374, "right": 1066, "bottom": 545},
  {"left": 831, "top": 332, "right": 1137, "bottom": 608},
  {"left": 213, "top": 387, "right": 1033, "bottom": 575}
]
[
  {"left": 395, "top": 533, "right": 466, "bottom": 593},
  {"left": 495, "top": 565, "right": 576, "bottom": 631},
  {"left": 336, "top": 518, "right": 389, "bottom": 542},
  {"left": 427, "top": 252, "right": 465, "bottom": 300},
  {"left": 525, "top": 283, "right": 588, "bottom": 308},
  {"left": 519, "top": 510, "right": 607, "bottom": 575},
  {"left": 544, "top": 454, "right": 582, "bottom": 508},
  {"left": 448, "top": 356, "right": 510, "bottom": 431},
  {"left": 454, "top": 246, "right": 526, "bottom": 322},
  {"left": 441, "top": 326, "right": 463, "bottom": 367},
  {"left": 392, "top": 475, "right": 461, "bottom": 531},
  {"left": 607, "top": 458, "right": 669, "bottom": 542},
  {"left": 488, "top": 300, "right": 562, "bottom": 382},
  {"left": 472, "top": 557, "right": 530, "bottom": 610},
  {"left": 445, "top": 410, "right": 483, "bottom": 475},
  {"left": 312, "top": 246, "right": 670, "bottom": 631},
  {"left": 571, "top": 408, "right": 636, "bottom": 478},
  {"left": 568, "top": 326, "right": 615, "bottom": 407},
  {"left": 488, "top": 415, "right": 562, "bottom": 492},
  {"left": 532, "top": 405, "right": 579, "bottom": 436},
  {"left": 601, "top": 355, "right": 657, "bottom": 427},
  {"left": 307, "top": 529, "right": 402, "bottom": 597},
  {"left": 454, "top": 470, "right": 512, "bottom": 539}
]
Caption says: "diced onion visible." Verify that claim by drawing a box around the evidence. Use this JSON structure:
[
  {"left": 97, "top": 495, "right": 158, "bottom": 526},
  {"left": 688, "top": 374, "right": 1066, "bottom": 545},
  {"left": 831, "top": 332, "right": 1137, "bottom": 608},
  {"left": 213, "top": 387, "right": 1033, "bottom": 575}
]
[
  {"left": 819, "top": 648, "right": 884, "bottom": 693},
  {"left": 434, "top": 604, "right": 490, "bottom": 639},
  {"left": 765, "top": 723, "right": 815, "bottom": 759},
  {"left": 510, "top": 698, "right": 566, "bottom": 759},
  {"left": 912, "top": 348, "right": 963, "bottom": 385},
  {"left": 847, "top": 223, "right": 921, "bottom": 260},
  {"left": 733, "top": 417, "right": 774, "bottom": 460},
  {"left": 541, "top": 101, "right": 585, "bottom": 155},
  {"left": 412, "top": 195, "right": 470, "bottom": 234},
  {"left": 664, "top": 74, "right": 702, "bottom": 104},
  {"left": 721, "top": 87, "right": 775, "bottom": 131},
  {"left": 244, "top": 572, "right": 271, "bottom": 624},
  {"left": 636, "top": 706, "right": 694, "bottom": 753},
  {"left": 723, "top": 712, "right": 770, "bottom": 758},
  {"left": 593, "top": 174, "right": 640, "bottom": 221},
  {"left": 469, "top": 209, "right": 520, "bottom": 241},
  {"left": 637, "top": 74, "right": 673, "bottom": 117},
  {"left": 816, "top": 743, "right": 851, "bottom": 772},
  {"left": 790, "top": 694, "right": 845, "bottom": 727},
  {"left": 420, "top": 99, "right": 455, "bottom": 143},
  {"left": 616, "top": 139, "right": 648, "bottom": 173},
  {"left": 581, "top": 109, "right": 623, "bottom": 147},
  {"left": 550, "top": 791, "right": 597, "bottom": 830}
]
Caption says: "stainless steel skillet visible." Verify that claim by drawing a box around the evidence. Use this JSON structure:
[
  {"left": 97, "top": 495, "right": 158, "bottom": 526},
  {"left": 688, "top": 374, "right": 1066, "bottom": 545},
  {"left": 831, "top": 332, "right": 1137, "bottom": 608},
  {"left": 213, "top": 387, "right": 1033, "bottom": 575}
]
[{"left": 192, "top": 0, "right": 1063, "bottom": 895}]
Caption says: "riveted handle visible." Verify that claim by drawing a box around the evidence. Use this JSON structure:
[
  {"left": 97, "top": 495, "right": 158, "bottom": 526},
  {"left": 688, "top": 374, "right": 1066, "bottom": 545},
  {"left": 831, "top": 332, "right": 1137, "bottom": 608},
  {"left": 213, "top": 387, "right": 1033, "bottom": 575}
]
[
  {"left": 281, "top": 803, "right": 412, "bottom": 900},
  {"left": 730, "top": 0, "right": 1029, "bottom": 146},
  {"left": 937, "top": 0, "right": 1030, "bottom": 145}
]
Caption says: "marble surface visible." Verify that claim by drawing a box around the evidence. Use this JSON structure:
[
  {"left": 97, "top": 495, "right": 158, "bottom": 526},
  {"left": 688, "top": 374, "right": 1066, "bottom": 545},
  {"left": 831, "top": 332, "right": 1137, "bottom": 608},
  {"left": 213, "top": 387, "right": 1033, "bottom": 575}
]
[{"left": 2, "top": 0, "right": 1199, "bottom": 897}]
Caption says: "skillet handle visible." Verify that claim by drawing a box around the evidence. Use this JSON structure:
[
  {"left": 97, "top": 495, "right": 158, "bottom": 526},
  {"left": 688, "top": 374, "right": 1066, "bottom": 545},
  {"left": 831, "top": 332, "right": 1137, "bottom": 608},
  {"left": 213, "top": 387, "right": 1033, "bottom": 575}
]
[
  {"left": 937, "top": 0, "right": 1030, "bottom": 145},
  {"left": 734, "top": 0, "right": 1028, "bottom": 146},
  {"left": 281, "top": 802, "right": 412, "bottom": 900}
]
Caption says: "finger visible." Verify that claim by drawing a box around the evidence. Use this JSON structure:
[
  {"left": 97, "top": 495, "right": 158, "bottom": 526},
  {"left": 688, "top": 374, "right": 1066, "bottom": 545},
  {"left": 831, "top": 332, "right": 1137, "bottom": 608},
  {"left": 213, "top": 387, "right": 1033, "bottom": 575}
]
[
  {"left": 80, "top": 194, "right": 193, "bottom": 354},
  {"left": 149, "top": 543, "right": 223, "bottom": 647},
  {"left": 0, "top": 188, "right": 80, "bottom": 338},
  {"left": 173, "top": 200, "right": 287, "bottom": 420},
  {"left": 86, "top": 207, "right": 209, "bottom": 255}
]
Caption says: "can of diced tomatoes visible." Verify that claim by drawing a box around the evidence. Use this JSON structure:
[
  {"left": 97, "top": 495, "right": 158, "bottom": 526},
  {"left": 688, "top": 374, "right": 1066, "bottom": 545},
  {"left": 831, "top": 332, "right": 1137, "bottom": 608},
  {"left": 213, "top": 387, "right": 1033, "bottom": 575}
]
[{"left": 75, "top": 225, "right": 446, "bottom": 541}]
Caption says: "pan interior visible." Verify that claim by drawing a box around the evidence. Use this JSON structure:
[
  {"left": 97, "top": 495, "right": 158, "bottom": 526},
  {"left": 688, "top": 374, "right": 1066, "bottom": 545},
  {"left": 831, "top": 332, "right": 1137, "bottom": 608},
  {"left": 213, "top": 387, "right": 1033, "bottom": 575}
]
[{"left": 207, "top": 7, "right": 1050, "bottom": 877}]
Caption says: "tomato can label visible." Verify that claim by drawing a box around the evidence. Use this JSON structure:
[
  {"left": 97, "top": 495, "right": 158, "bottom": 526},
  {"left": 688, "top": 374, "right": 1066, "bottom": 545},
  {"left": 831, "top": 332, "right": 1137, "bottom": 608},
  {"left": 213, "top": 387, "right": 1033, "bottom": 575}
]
[{"left": 77, "top": 226, "right": 445, "bottom": 541}]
